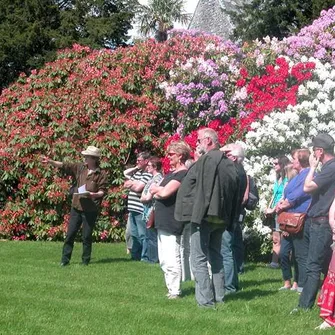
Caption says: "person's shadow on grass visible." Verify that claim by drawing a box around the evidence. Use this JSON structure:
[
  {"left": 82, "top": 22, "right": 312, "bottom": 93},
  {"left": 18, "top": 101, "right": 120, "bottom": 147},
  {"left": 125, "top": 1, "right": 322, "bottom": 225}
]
[
  {"left": 241, "top": 277, "right": 282, "bottom": 289},
  {"left": 93, "top": 257, "right": 133, "bottom": 264}
]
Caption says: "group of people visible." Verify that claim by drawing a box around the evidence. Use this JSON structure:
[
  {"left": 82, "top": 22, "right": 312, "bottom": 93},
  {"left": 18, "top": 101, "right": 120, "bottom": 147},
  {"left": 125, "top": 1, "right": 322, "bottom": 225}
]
[
  {"left": 42, "top": 131, "right": 335, "bottom": 327},
  {"left": 123, "top": 128, "right": 250, "bottom": 306},
  {"left": 264, "top": 133, "right": 335, "bottom": 330}
]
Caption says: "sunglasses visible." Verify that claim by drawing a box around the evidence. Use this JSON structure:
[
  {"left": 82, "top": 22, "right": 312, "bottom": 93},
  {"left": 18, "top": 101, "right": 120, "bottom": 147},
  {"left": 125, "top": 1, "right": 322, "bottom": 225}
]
[
  {"left": 167, "top": 152, "right": 177, "bottom": 157},
  {"left": 196, "top": 137, "right": 208, "bottom": 144}
]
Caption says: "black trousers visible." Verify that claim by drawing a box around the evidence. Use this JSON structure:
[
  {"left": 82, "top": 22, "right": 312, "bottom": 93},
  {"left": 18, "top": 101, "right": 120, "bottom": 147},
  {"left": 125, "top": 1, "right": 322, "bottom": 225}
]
[{"left": 61, "top": 208, "right": 98, "bottom": 264}]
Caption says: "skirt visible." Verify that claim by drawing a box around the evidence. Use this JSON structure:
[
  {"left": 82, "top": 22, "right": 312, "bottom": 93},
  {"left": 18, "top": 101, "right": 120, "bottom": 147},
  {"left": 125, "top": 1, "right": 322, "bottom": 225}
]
[{"left": 318, "top": 271, "right": 335, "bottom": 327}]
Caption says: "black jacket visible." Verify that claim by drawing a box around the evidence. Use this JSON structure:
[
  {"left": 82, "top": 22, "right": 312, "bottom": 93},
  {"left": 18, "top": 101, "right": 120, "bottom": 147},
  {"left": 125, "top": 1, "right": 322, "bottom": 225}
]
[{"left": 175, "top": 149, "right": 240, "bottom": 228}]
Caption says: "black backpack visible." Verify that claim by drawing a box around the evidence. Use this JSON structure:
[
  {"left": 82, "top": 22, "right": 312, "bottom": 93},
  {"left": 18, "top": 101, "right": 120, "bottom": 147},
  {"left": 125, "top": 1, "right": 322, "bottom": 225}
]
[{"left": 245, "top": 176, "right": 259, "bottom": 211}]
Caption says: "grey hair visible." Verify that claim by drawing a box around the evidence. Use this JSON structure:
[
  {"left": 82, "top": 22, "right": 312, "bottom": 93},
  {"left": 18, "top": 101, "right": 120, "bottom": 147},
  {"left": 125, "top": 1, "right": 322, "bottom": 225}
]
[
  {"left": 199, "top": 128, "right": 219, "bottom": 147},
  {"left": 225, "top": 143, "right": 245, "bottom": 163}
]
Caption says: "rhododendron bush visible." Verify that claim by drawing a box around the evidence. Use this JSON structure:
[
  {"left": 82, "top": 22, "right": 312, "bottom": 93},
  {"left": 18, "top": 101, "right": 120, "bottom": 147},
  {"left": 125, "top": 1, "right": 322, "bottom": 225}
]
[
  {"left": 0, "top": 34, "right": 238, "bottom": 241},
  {"left": 164, "top": 7, "right": 335, "bottom": 256},
  {"left": 0, "top": 6, "right": 334, "bottom": 249}
]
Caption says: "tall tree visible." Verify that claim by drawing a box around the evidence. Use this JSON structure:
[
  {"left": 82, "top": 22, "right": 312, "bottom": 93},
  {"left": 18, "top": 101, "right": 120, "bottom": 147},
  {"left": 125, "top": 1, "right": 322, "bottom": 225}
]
[
  {"left": 0, "top": 0, "right": 136, "bottom": 90},
  {"left": 227, "top": 0, "right": 335, "bottom": 41},
  {"left": 136, "top": 0, "right": 191, "bottom": 42},
  {"left": 0, "top": 0, "right": 61, "bottom": 89},
  {"left": 56, "top": 0, "right": 136, "bottom": 48}
]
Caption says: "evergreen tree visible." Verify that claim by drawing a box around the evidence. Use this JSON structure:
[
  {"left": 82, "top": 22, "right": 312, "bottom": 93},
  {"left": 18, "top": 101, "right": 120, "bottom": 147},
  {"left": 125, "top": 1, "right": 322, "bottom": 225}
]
[
  {"left": 0, "top": 0, "right": 60, "bottom": 89},
  {"left": 56, "top": 0, "right": 136, "bottom": 48},
  {"left": 0, "top": 0, "right": 136, "bottom": 90},
  {"left": 227, "top": 0, "right": 335, "bottom": 41}
]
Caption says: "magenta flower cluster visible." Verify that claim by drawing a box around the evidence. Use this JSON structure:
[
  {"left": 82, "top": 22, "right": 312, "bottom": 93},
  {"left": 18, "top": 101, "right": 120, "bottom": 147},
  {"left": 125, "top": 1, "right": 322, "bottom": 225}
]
[
  {"left": 164, "top": 6, "right": 335, "bottom": 134},
  {"left": 282, "top": 6, "right": 335, "bottom": 64}
]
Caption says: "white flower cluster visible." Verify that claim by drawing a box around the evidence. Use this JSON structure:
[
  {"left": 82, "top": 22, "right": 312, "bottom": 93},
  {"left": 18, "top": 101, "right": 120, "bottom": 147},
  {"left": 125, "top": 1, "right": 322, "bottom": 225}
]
[{"left": 245, "top": 56, "right": 335, "bottom": 232}]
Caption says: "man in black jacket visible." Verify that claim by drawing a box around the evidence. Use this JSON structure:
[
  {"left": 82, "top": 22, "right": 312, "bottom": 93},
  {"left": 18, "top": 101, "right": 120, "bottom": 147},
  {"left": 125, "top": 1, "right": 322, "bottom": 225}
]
[
  {"left": 220, "top": 143, "right": 248, "bottom": 294},
  {"left": 175, "top": 128, "right": 239, "bottom": 308}
]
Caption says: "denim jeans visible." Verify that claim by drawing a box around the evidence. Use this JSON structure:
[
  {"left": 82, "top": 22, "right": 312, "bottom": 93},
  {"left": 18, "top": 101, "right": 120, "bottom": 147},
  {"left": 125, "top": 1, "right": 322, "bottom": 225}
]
[
  {"left": 144, "top": 228, "right": 158, "bottom": 263},
  {"left": 298, "top": 218, "right": 332, "bottom": 309},
  {"left": 292, "top": 230, "right": 307, "bottom": 288},
  {"left": 62, "top": 208, "right": 98, "bottom": 264},
  {"left": 280, "top": 234, "right": 298, "bottom": 282},
  {"left": 191, "top": 221, "right": 225, "bottom": 307},
  {"left": 125, "top": 216, "right": 132, "bottom": 250},
  {"left": 129, "top": 211, "right": 147, "bottom": 261},
  {"left": 222, "top": 228, "right": 239, "bottom": 293},
  {"left": 181, "top": 223, "right": 193, "bottom": 281},
  {"left": 233, "top": 222, "right": 245, "bottom": 274}
]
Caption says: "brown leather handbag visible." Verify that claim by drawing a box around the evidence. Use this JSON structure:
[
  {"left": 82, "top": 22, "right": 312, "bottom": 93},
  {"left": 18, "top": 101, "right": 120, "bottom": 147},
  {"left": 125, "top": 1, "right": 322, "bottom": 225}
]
[
  {"left": 277, "top": 212, "right": 306, "bottom": 234},
  {"left": 146, "top": 210, "right": 155, "bottom": 229}
]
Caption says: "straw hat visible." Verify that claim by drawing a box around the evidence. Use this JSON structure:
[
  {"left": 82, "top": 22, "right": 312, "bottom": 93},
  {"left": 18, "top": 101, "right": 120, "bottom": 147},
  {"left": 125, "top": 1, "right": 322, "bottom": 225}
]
[{"left": 81, "top": 146, "right": 101, "bottom": 157}]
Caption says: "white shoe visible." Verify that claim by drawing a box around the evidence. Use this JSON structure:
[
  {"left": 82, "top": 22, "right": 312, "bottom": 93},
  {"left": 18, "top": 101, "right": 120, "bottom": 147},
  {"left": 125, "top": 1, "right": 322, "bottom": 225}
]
[{"left": 315, "top": 321, "right": 332, "bottom": 330}]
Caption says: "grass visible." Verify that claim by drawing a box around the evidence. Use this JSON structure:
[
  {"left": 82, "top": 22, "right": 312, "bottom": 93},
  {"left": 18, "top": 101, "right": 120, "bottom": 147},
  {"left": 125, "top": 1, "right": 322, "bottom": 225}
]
[{"left": 0, "top": 241, "right": 322, "bottom": 335}]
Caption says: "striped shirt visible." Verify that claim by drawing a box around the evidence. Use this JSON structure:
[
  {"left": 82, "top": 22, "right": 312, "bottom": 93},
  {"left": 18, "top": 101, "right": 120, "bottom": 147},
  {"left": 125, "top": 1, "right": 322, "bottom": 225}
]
[{"left": 127, "top": 171, "right": 152, "bottom": 213}]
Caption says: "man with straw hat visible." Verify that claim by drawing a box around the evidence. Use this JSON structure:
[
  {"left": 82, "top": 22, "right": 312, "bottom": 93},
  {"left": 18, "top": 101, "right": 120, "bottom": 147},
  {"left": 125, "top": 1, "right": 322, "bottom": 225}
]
[{"left": 41, "top": 145, "right": 108, "bottom": 266}]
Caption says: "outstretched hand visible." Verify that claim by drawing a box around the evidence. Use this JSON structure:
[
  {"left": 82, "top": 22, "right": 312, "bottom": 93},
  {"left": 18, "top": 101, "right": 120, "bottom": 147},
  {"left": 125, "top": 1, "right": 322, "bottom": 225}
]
[{"left": 40, "top": 155, "right": 50, "bottom": 164}]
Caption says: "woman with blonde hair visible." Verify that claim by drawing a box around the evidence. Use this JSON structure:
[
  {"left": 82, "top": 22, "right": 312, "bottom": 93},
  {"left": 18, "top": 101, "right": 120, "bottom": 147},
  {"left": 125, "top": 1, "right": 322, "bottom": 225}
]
[
  {"left": 150, "top": 140, "right": 191, "bottom": 299},
  {"left": 276, "top": 149, "right": 311, "bottom": 292}
]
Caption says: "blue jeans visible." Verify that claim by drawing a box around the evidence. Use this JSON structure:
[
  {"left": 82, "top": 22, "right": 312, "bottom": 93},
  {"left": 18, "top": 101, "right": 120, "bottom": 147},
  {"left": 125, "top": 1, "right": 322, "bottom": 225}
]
[
  {"left": 298, "top": 218, "right": 332, "bottom": 309},
  {"left": 292, "top": 230, "right": 307, "bottom": 288},
  {"left": 144, "top": 228, "right": 158, "bottom": 263},
  {"left": 280, "top": 234, "right": 298, "bottom": 283},
  {"left": 222, "top": 228, "right": 239, "bottom": 293},
  {"left": 129, "top": 211, "right": 147, "bottom": 261},
  {"left": 233, "top": 222, "right": 245, "bottom": 274},
  {"left": 191, "top": 221, "right": 225, "bottom": 307}
]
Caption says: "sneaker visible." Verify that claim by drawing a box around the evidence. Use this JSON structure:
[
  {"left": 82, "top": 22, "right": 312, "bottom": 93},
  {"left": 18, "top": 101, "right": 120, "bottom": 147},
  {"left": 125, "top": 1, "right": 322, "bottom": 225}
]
[
  {"left": 315, "top": 321, "right": 332, "bottom": 330},
  {"left": 60, "top": 262, "right": 69, "bottom": 267},
  {"left": 279, "top": 286, "right": 290, "bottom": 291},
  {"left": 167, "top": 294, "right": 180, "bottom": 300},
  {"left": 290, "top": 307, "right": 300, "bottom": 315},
  {"left": 290, "top": 307, "right": 310, "bottom": 315},
  {"left": 267, "top": 262, "right": 280, "bottom": 269}
]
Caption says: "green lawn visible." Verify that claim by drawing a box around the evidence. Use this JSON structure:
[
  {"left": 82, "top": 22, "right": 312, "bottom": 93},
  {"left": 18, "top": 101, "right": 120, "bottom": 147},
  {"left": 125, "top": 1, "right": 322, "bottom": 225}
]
[{"left": 0, "top": 241, "right": 322, "bottom": 335}]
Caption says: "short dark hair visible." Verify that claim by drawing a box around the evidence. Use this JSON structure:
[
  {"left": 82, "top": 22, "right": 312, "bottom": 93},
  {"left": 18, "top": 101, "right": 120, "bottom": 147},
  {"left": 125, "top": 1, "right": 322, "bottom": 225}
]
[
  {"left": 148, "top": 156, "right": 162, "bottom": 172},
  {"left": 296, "top": 149, "right": 310, "bottom": 168},
  {"left": 137, "top": 151, "right": 150, "bottom": 160}
]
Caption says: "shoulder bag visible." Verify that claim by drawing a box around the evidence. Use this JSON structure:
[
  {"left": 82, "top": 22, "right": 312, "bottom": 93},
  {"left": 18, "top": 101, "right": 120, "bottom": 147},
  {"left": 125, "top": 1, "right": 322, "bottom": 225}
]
[{"left": 277, "top": 212, "right": 306, "bottom": 234}]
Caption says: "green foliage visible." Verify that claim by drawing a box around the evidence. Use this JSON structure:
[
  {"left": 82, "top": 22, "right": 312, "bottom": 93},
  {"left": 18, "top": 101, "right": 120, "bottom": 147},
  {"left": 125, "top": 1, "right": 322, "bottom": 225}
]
[
  {"left": 0, "top": 34, "right": 221, "bottom": 241},
  {"left": 0, "top": 0, "right": 136, "bottom": 89},
  {"left": 56, "top": 0, "right": 136, "bottom": 48},
  {"left": 227, "top": 0, "right": 335, "bottom": 41},
  {"left": 0, "top": 0, "right": 60, "bottom": 89}
]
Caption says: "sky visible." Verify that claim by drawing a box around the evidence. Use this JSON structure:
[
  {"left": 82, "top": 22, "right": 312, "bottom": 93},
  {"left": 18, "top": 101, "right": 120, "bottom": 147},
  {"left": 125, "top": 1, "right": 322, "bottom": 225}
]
[{"left": 129, "top": 0, "right": 198, "bottom": 39}]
